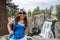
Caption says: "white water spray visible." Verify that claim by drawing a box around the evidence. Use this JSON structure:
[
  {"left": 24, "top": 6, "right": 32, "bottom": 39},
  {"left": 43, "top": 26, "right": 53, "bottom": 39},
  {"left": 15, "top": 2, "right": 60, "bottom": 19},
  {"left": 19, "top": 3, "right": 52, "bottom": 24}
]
[{"left": 39, "top": 21, "right": 54, "bottom": 38}]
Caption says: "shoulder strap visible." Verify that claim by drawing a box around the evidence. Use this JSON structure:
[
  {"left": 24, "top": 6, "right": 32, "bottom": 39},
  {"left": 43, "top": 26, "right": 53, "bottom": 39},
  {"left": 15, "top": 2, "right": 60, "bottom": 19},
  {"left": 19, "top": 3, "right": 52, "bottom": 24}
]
[{"left": 12, "top": 19, "right": 18, "bottom": 32}]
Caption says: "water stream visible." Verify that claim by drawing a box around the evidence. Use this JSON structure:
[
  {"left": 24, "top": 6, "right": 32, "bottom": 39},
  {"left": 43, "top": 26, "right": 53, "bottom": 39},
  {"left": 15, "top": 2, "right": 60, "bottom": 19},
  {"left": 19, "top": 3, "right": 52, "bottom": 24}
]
[{"left": 39, "top": 21, "right": 54, "bottom": 38}]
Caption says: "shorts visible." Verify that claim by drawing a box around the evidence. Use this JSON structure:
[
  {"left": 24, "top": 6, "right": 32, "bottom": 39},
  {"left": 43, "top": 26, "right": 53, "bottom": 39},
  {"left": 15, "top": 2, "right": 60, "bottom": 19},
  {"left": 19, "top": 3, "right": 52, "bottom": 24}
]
[{"left": 10, "top": 36, "right": 27, "bottom": 40}]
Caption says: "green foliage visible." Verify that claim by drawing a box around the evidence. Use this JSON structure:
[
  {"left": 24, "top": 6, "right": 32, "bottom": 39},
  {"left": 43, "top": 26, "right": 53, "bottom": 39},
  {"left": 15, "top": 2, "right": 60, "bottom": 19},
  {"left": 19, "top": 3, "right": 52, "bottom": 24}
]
[
  {"left": 27, "top": 28, "right": 40, "bottom": 36},
  {"left": 27, "top": 33, "right": 34, "bottom": 36},
  {"left": 28, "top": 10, "right": 31, "bottom": 17},
  {"left": 27, "top": 32, "right": 39, "bottom": 36},
  {"left": 52, "top": 20, "right": 57, "bottom": 26},
  {"left": 52, "top": 20, "right": 57, "bottom": 38},
  {"left": 49, "top": 5, "right": 53, "bottom": 18},
  {"left": 56, "top": 4, "right": 60, "bottom": 21},
  {"left": 6, "top": 0, "right": 19, "bottom": 17},
  {"left": 32, "top": 6, "right": 41, "bottom": 16}
]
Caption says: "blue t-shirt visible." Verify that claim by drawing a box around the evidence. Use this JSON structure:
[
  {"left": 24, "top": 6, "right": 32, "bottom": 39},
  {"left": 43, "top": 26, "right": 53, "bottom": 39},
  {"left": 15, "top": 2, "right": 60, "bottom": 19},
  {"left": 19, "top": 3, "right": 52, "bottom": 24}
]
[{"left": 10, "top": 22, "right": 26, "bottom": 39}]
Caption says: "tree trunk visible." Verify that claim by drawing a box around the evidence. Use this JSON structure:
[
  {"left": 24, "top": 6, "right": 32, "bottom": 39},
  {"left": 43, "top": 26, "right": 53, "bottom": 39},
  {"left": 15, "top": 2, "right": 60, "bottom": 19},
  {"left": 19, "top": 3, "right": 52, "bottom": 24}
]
[{"left": 0, "top": 0, "right": 9, "bottom": 36}]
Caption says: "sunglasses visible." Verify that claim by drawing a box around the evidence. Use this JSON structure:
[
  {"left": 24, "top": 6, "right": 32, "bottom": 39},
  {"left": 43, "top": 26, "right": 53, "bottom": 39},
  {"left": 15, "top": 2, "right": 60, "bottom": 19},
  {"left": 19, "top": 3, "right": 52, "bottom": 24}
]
[{"left": 18, "top": 12, "right": 26, "bottom": 14}]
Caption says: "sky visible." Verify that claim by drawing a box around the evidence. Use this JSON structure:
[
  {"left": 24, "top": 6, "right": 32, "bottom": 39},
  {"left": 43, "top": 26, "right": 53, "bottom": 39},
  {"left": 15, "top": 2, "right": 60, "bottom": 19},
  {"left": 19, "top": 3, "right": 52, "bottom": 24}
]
[{"left": 12, "top": 0, "right": 60, "bottom": 12}]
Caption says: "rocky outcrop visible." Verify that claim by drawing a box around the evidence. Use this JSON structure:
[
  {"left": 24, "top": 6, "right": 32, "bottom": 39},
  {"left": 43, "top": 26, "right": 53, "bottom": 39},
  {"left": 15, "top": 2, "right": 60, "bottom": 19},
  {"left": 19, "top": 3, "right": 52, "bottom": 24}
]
[
  {"left": 27, "top": 14, "right": 57, "bottom": 33},
  {"left": 28, "top": 14, "right": 44, "bottom": 33},
  {"left": 55, "top": 22, "right": 60, "bottom": 39},
  {"left": 0, "top": 35, "right": 60, "bottom": 40}
]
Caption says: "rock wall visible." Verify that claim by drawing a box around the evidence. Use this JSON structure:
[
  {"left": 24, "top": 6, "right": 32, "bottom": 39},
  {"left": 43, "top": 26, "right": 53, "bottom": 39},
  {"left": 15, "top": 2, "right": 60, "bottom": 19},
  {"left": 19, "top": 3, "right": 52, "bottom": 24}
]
[
  {"left": 28, "top": 14, "right": 56, "bottom": 33},
  {"left": 0, "top": 35, "right": 60, "bottom": 40},
  {"left": 55, "top": 22, "right": 60, "bottom": 39},
  {"left": 28, "top": 14, "right": 44, "bottom": 33}
]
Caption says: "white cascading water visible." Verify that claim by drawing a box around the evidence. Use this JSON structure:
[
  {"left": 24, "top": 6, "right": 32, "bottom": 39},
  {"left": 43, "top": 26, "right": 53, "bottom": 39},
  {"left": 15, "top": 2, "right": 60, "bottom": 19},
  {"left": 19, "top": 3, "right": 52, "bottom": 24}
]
[{"left": 39, "top": 21, "right": 54, "bottom": 38}]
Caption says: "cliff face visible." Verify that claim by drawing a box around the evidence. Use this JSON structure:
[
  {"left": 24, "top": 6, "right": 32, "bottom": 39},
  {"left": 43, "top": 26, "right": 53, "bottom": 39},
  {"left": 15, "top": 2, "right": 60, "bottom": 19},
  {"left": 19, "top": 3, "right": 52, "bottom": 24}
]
[
  {"left": 28, "top": 14, "right": 57, "bottom": 33},
  {"left": 55, "top": 22, "right": 60, "bottom": 39},
  {"left": 28, "top": 14, "right": 44, "bottom": 33}
]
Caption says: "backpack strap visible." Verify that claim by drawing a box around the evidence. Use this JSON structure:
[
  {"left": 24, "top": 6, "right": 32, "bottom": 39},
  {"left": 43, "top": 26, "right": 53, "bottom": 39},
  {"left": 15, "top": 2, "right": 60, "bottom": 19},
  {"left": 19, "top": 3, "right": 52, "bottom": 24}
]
[{"left": 12, "top": 19, "right": 18, "bottom": 32}]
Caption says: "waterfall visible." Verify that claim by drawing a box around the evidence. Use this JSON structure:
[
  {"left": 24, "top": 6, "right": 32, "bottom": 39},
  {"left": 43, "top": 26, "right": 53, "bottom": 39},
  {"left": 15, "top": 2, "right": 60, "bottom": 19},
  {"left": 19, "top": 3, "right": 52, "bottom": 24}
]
[{"left": 39, "top": 21, "right": 54, "bottom": 38}]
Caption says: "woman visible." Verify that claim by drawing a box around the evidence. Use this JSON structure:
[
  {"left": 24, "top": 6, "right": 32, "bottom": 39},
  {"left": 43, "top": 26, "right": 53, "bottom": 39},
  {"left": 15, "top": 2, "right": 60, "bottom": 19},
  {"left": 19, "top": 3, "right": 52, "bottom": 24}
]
[{"left": 7, "top": 9, "right": 30, "bottom": 40}]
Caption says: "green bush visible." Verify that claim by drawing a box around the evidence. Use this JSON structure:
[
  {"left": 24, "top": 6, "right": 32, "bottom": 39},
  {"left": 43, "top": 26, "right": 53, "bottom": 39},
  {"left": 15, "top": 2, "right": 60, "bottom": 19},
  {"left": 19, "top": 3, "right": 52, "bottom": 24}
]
[
  {"left": 52, "top": 20, "right": 58, "bottom": 27},
  {"left": 27, "top": 28, "right": 41, "bottom": 36},
  {"left": 52, "top": 20, "right": 58, "bottom": 38}
]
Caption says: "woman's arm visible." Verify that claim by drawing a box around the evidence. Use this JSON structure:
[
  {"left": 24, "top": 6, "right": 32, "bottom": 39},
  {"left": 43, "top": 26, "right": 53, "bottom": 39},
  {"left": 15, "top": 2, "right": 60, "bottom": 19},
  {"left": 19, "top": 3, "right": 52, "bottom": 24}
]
[
  {"left": 7, "top": 19, "right": 14, "bottom": 34},
  {"left": 25, "top": 24, "right": 30, "bottom": 34}
]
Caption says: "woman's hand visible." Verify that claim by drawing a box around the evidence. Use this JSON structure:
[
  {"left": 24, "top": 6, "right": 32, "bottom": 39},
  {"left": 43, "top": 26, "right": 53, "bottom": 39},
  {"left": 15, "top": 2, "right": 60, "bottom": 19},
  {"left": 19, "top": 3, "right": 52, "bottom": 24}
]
[
  {"left": 9, "top": 31, "right": 14, "bottom": 34},
  {"left": 25, "top": 30, "right": 28, "bottom": 34},
  {"left": 25, "top": 31, "right": 28, "bottom": 35}
]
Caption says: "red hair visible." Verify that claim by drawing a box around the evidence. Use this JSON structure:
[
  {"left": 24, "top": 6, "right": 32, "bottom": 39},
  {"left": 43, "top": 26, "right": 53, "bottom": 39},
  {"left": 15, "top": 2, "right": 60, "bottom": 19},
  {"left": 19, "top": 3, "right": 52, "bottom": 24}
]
[{"left": 15, "top": 12, "right": 28, "bottom": 27}]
